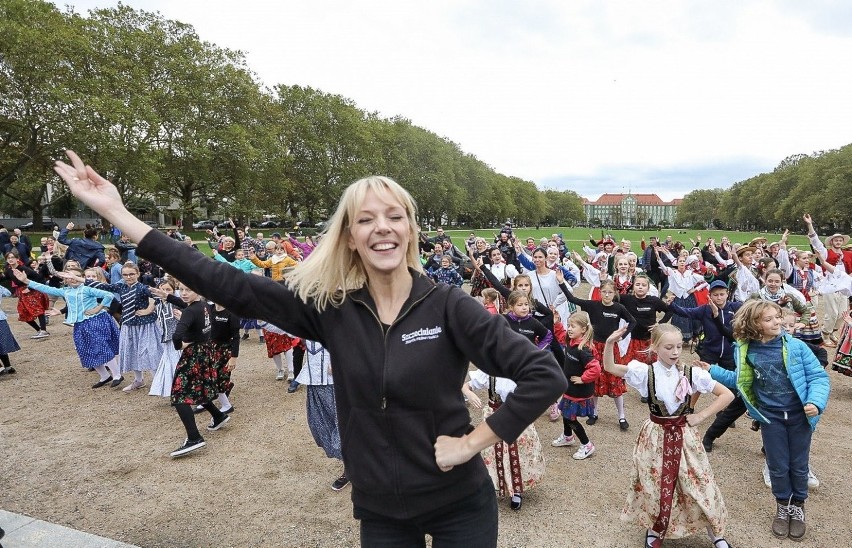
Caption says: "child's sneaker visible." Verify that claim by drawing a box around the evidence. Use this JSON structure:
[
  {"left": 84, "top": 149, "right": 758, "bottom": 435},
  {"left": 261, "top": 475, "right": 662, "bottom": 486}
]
[
  {"left": 573, "top": 442, "right": 595, "bottom": 460},
  {"left": 551, "top": 434, "right": 576, "bottom": 447},
  {"left": 807, "top": 468, "right": 819, "bottom": 488},
  {"left": 548, "top": 403, "right": 561, "bottom": 421}
]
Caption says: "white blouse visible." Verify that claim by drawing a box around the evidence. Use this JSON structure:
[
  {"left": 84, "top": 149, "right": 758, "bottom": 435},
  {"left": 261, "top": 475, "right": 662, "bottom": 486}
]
[
  {"left": 624, "top": 360, "right": 716, "bottom": 415},
  {"left": 468, "top": 369, "right": 516, "bottom": 403}
]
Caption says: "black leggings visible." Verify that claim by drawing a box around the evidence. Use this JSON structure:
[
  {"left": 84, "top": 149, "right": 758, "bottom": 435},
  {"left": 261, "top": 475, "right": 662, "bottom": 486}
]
[
  {"left": 26, "top": 316, "right": 46, "bottom": 332},
  {"left": 563, "top": 417, "right": 590, "bottom": 445},
  {"left": 174, "top": 402, "right": 224, "bottom": 441},
  {"left": 292, "top": 345, "right": 305, "bottom": 379}
]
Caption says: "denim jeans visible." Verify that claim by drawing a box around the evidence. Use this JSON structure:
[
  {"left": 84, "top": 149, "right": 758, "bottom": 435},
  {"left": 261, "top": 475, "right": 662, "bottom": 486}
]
[
  {"left": 760, "top": 407, "right": 812, "bottom": 503},
  {"left": 357, "top": 478, "right": 498, "bottom": 548}
]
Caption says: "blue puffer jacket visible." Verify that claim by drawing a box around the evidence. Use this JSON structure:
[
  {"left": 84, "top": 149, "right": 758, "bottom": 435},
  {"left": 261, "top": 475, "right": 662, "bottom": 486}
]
[{"left": 709, "top": 333, "right": 830, "bottom": 430}]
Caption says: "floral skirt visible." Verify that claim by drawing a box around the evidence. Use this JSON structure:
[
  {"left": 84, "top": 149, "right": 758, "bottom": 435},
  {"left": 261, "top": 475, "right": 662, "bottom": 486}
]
[
  {"left": 263, "top": 330, "right": 300, "bottom": 358},
  {"left": 621, "top": 417, "right": 728, "bottom": 538},
  {"left": 831, "top": 316, "right": 852, "bottom": 377},
  {"left": 17, "top": 289, "right": 49, "bottom": 323},
  {"left": 210, "top": 340, "right": 234, "bottom": 395},
  {"left": 480, "top": 404, "right": 544, "bottom": 497},
  {"left": 592, "top": 340, "right": 627, "bottom": 397},
  {"left": 170, "top": 342, "right": 218, "bottom": 406}
]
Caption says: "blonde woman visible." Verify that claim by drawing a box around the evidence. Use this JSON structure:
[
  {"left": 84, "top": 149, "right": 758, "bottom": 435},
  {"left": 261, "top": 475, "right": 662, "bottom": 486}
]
[{"left": 56, "top": 150, "right": 566, "bottom": 547}]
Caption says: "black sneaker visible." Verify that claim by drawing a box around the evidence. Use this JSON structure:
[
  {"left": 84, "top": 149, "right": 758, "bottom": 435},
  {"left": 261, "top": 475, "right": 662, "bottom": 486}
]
[
  {"left": 92, "top": 376, "right": 113, "bottom": 389},
  {"left": 241, "top": 333, "right": 249, "bottom": 340},
  {"left": 110, "top": 376, "right": 125, "bottom": 388},
  {"left": 586, "top": 415, "right": 598, "bottom": 425},
  {"left": 207, "top": 414, "right": 231, "bottom": 431},
  {"left": 287, "top": 380, "right": 300, "bottom": 393},
  {"left": 619, "top": 418, "right": 629, "bottom": 431},
  {"left": 331, "top": 472, "right": 350, "bottom": 491},
  {"left": 170, "top": 438, "right": 206, "bottom": 458}
]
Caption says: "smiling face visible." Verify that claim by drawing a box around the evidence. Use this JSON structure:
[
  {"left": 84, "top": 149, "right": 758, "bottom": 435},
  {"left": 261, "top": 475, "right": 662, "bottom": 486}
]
[
  {"left": 616, "top": 257, "right": 629, "bottom": 275},
  {"left": 532, "top": 250, "right": 547, "bottom": 270},
  {"left": 490, "top": 248, "right": 503, "bottom": 264},
  {"left": 765, "top": 272, "right": 784, "bottom": 294},
  {"left": 758, "top": 307, "right": 783, "bottom": 340},
  {"left": 347, "top": 188, "right": 411, "bottom": 279}
]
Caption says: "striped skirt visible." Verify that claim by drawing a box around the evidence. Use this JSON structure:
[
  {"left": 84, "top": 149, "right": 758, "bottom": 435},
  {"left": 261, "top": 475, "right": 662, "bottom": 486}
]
[{"left": 119, "top": 322, "right": 163, "bottom": 373}]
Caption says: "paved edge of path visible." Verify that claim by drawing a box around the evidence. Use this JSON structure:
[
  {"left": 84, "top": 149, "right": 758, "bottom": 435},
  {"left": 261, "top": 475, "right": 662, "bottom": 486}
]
[{"left": 0, "top": 509, "right": 139, "bottom": 548}]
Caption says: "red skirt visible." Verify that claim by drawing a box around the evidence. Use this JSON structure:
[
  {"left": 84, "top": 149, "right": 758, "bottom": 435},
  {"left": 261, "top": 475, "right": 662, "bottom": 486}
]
[
  {"left": 624, "top": 337, "right": 654, "bottom": 364},
  {"left": 592, "top": 339, "right": 627, "bottom": 397},
  {"left": 263, "top": 330, "right": 300, "bottom": 358},
  {"left": 17, "top": 289, "right": 49, "bottom": 322}
]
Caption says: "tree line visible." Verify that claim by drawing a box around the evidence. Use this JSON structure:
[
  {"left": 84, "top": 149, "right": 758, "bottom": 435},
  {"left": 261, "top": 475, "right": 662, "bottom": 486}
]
[
  {"left": 0, "top": 0, "right": 585, "bottom": 229},
  {"left": 675, "top": 145, "right": 852, "bottom": 232}
]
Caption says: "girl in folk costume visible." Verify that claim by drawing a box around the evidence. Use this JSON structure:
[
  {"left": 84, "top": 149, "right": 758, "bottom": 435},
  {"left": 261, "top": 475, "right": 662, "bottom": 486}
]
[
  {"left": 604, "top": 324, "right": 735, "bottom": 548},
  {"left": 149, "top": 279, "right": 183, "bottom": 398},
  {"left": 259, "top": 319, "right": 302, "bottom": 382},
  {"left": 804, "top": 213, "right": 852, "bottom": 346},
  {"left": 557, "top": 275, "right": 636, "bottom": 430},
  {"left": 621, "top": 274, "right": 673, "bottom": 367},
  {"left": 655, "top": 246, "right": 708, "bottom": 343},
  {"left": 18, "top": 266, "right": 117, "bottom": 385},
  {"left": 613, "top": 255, "right": 636, "bottom": 296},
  {"left": 466, "top": 237, "right": 493, "bottom": 298},
  {"left": 753, "top": 268, "right": 820, "bottom": 345},
  {"left": 206, "top": 303, "right": 240, "bottom": 413},
  {"left": 551, "top": 311, "right": 601, "bottom": 460},
  {"left": 468, "top": 344, "right": 546, "bottom": 510},
  {"left": 477, "top": 247, "right": 519, "bottom": 309},
  {"left": 84, "top": 262, "right": 161, "bottom": 391},
  {"left": 813, "top": 261, "right": 852, "bottom": 376},
  {"left": 0, "top": 285, "right": 20, "bottom": 376},
  {"left": 4, "top": 251, "right": 50, "bottom": 339},
  {"left": 297, "top": 339, "right": 349, "bottom": 491},
  {"left": 786, "top": 249, "right": 824, "bottom": 339},
  {"left": 168, "top": 282, "right": 230, "bottom": 457}
]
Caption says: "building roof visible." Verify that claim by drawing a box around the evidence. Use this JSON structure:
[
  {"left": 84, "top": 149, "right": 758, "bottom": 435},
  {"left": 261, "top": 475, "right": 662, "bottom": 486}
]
[{"left": 583, "top": 193, "right": 680, "bottom": 206}]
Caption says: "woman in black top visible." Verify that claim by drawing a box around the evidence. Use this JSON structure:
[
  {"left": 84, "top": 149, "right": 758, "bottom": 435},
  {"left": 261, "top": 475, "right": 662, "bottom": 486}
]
[{"left": 556, "top": 273, "right": 636, "bottom": 430}]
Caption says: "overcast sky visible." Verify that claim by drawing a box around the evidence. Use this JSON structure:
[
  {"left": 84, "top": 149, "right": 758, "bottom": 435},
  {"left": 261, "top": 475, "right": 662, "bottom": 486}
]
[{"left": 58, "top": 0, "right": 852, "bottom": 200}]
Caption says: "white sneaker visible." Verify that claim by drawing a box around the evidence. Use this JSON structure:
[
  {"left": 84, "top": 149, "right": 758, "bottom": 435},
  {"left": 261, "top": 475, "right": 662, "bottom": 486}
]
[
  {"left": 276, "top": 370, "right": 285, "bottom": 380},
  {"left": 808, "top": 468, "right": 820, "bottom": 489},
  {"left": 31, "top": 331, "right": 49, "bottom": 339},
  {"left": 763, "top": 462, "right": 772, "bottom": 487},
  {"left": 573, "top": 442, "right": 595, "bottom": 460},
  {"left": 287, "top": 372, "right": 295, "bottom": 381},
  {"left": 551, "top": 434, "right": 576, "bottom": 447}
]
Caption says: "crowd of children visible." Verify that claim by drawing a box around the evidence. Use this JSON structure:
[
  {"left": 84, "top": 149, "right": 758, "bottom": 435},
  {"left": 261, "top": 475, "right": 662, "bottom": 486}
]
[{"left": 3, "top": 210, "right": 849, "bottom": 544}]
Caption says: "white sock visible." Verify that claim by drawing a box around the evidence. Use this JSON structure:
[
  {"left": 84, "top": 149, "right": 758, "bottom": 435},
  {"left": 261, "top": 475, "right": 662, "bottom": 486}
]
[
  {"left": 615, "top": 395, "right": 625, "bottom": 420},
  {"left": 707, "top": 527, "right": 728, "bottom": 547},
  {"left": 104, "top": 357, "right": 121, "bottom": 378},
  {"left": 93, "top": 365, "right": 110, "bottom": 381},
  {"left": 284, "top": 349, "right": 294, "bottom": 375},
  {"left": 272, "top": 354, "right": 283, "bottom": 372},
  {"left": 217, "top": 392, "right": 232, "bottom": 410},
  {"left": 591, "top": 396, "right": 598, "bottom": 415},
  {"left": 134, "top": 371, "right": 143, "bottom": 383}
]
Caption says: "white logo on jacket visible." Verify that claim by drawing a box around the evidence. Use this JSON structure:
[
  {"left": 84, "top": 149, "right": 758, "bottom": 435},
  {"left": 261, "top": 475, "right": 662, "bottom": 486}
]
[{"left": 401, "top": 326, "right": 442, "bottom": 345}]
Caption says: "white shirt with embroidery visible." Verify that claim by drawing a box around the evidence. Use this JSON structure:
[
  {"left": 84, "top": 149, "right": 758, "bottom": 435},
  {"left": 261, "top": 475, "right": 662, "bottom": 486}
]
[{"left": 624, "top": 360, "right": 716, "bottom": 415}]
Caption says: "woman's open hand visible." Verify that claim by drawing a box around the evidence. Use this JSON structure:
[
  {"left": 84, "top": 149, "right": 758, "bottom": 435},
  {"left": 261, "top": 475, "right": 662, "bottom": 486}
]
[{"left": 54, "top": 151, "right": 125, "bottom": 219}]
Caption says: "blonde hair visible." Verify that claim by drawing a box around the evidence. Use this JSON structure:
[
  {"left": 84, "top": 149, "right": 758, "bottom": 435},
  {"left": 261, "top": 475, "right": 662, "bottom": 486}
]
[
  {"left": 481, "top": 288, "right": 499, "bottom": 303},
  {"left": 650, "top": 323, "right": 683, "bottom": 348},
  {"left": 733, "top": 300, "right": 782, "bottom": 341},
  {"left": 568, "top": 311, "right": 594, "bottom": 350},
  {"left": 85, "top": 267, "right": 107, "bottom": 283},
  {"left": 285, "top": 176, "right": 422, "bottom": 311}
]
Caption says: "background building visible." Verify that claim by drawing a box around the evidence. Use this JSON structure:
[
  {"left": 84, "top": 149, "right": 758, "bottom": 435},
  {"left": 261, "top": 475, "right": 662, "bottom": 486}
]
[{"left": 582, "top": 193, "right": 682, "bottom": 227}]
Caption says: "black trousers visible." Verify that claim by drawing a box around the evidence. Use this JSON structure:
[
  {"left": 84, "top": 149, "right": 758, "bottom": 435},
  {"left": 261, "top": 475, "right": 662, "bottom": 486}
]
[{"left": 704, "top": 391, "right": 748, "bottom": 441}]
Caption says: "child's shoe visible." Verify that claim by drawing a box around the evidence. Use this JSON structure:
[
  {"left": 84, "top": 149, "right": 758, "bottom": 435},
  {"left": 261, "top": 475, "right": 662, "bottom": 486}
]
[
  {"left": 788, "top": 501, "right": 806, "bottom": 541},
  {"left": 509, "top": 493, "right": 522, "bottom": 510},
  {"left": 572, "top": 442, "right": 595, "bottom": 460},
  {"left": 548, "top": 403, "right": 560, "bottom": 421},
  {"left": 807, "top": 468, "right": 819, "bottom": 488},
  {"left": 551, "top": 434, "right": 575, "bottom": 447},
  {"left": 771, "top": 502, "right": 790, "bottom": 538}
]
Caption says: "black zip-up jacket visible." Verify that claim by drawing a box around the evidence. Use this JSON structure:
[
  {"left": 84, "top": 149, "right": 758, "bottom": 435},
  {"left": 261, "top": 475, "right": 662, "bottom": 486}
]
[{"left": 138, "top": 230, "right": 566, "bottom": 519}]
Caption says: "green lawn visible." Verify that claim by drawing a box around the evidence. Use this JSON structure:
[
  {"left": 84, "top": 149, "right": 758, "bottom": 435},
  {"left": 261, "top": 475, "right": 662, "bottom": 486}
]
[{"left": 437, "top": 227, "right": 812, "bottom": 251}]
